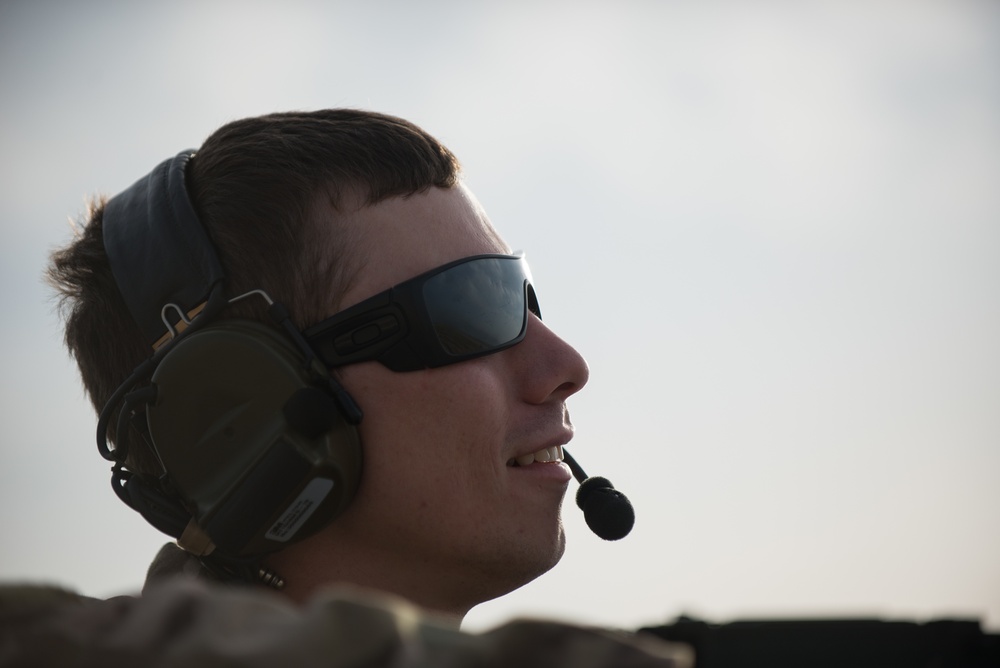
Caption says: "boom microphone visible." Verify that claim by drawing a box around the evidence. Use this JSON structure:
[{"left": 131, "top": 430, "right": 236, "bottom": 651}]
[{"left": 563, "top": 450, "right": 635, "bottom": 540}]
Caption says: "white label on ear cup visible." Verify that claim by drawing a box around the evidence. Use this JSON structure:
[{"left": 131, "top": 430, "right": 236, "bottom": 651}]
[{"left": 265, "top": 477, "right": 335, "bottom": 542}]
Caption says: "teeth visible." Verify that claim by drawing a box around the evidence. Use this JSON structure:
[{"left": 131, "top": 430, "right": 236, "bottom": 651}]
[
  {"left": 536, "top": 447, "right": 556, "bottom": 463},
  {"left": 512, "top": 445, "right": 564, "bottom": 466},
  {"left": 516, "top": 453, "right": 536, "bottom": 466}
]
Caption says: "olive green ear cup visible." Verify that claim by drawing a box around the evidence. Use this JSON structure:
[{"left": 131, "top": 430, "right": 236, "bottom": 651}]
[{"left": 146, "top": 320, "right": 362, "bottom": 556}]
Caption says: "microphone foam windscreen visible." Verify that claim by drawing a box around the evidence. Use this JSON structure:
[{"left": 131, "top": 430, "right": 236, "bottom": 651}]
[{"left": 576, "top": 477, "right": 635, "bottom": 541}]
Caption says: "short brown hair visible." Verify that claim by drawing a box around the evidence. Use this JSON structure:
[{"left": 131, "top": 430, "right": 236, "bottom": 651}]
[{"left": 48, "top": 109, "right": 461, "bottom": 471}]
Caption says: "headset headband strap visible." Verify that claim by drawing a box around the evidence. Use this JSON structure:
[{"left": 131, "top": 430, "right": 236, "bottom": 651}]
[{"left": 103, "top": 150, "right": 225, "bottom": 346}]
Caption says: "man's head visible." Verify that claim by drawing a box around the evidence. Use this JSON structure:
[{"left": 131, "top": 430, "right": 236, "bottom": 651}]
[
  {"left": 48, "top": 109, "right": 589, "bottom": 617},
  {"left": 51, "top": 110, "right": 461, "bottom": 452}
]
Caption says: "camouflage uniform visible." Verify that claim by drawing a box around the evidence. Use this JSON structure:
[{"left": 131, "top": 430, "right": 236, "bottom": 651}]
[{"left": 0, "top": 545, "right": 693, "bottom": 667}]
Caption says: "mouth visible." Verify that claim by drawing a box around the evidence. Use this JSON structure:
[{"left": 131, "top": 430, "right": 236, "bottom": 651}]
[{"left": 506, "top": 445, "right": 565, "bottom": 467}]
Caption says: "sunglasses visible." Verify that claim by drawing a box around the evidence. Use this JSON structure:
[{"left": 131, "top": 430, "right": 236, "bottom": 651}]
[{"left": 304, "top": 254, "right": 540, "bottom": 372}]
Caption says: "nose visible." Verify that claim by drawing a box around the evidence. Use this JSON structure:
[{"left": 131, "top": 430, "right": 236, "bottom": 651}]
[{"left": 514, "top": 313, "right": 590, "bottom": 404}]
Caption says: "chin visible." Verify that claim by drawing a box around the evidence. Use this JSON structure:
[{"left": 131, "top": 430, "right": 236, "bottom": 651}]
[
  {"left": 546, "top": 523, "right": 568, "bottom": 569},
  {"left": 507, "top": 521, "right": 568, "bottom": 593}
]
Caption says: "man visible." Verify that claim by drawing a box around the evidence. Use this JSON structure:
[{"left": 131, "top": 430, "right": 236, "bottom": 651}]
[{"left": 2, "top": 110, "right": 689, "bottom": 666}]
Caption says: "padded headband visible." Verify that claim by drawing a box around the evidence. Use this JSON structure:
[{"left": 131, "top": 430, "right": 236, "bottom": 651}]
[{"left": 102, "top": 151, "right": 225, "bottom": 346}]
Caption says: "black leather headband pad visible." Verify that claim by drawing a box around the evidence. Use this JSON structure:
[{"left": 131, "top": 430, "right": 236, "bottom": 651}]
[{"left": 102, "top": 151, "right": 225, "bottom": 346}]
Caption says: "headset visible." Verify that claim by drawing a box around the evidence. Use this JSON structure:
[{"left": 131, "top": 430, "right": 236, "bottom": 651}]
[
  {"left": 97, "top": 151, "right": 364, "bottom": 580},
  {"left": 96, "top": 149, "right": 634, "bottom": 585}
]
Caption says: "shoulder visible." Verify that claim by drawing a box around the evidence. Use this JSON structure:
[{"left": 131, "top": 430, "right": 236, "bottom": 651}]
[{"left": 0, "top": 579, "right": 692, "bottom": 668}]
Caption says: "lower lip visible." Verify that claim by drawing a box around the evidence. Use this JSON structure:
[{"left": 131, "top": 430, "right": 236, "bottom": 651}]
[{"left": 508, "top": 460, "right": 572, "bottom": 484}]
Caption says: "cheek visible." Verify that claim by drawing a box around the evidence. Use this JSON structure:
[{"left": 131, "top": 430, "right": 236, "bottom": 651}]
[{"left": 339, "top": 361, "right": 512, "bottom": 502}]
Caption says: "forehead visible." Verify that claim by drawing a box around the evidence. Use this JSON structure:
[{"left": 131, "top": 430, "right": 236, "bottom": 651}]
[{"left": 335, "top": 184, "right": 510, "bottom": 310}]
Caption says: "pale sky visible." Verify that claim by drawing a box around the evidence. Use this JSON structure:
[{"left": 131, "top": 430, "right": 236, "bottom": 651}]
[{"left": 1, "top": 0, "right": 998, "bottom": 633}]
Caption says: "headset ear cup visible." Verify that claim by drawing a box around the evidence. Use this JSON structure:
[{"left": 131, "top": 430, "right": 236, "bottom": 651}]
[
  {"left": 121, "top": 472, "right": 190, "bottom": 539},
  {"left": 144, "top": 320, "right": 362, "bottom": 557},
  {"left": 283, "top": 388, "right": 340, "bottom": 439}
]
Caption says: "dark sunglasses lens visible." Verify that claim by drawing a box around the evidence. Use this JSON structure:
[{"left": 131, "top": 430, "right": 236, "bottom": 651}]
[{"left": 422, "top": 258, "right": 528, "bottom": 356}]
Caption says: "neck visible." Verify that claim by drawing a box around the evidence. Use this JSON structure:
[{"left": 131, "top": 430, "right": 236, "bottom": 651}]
[{"left": 263, "top": 530, "right": 491, "bottom": 621}]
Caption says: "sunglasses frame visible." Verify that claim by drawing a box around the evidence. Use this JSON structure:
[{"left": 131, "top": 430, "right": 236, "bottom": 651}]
[{"left": 304, "top": 253, "right": 539, "bottom": 372}]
